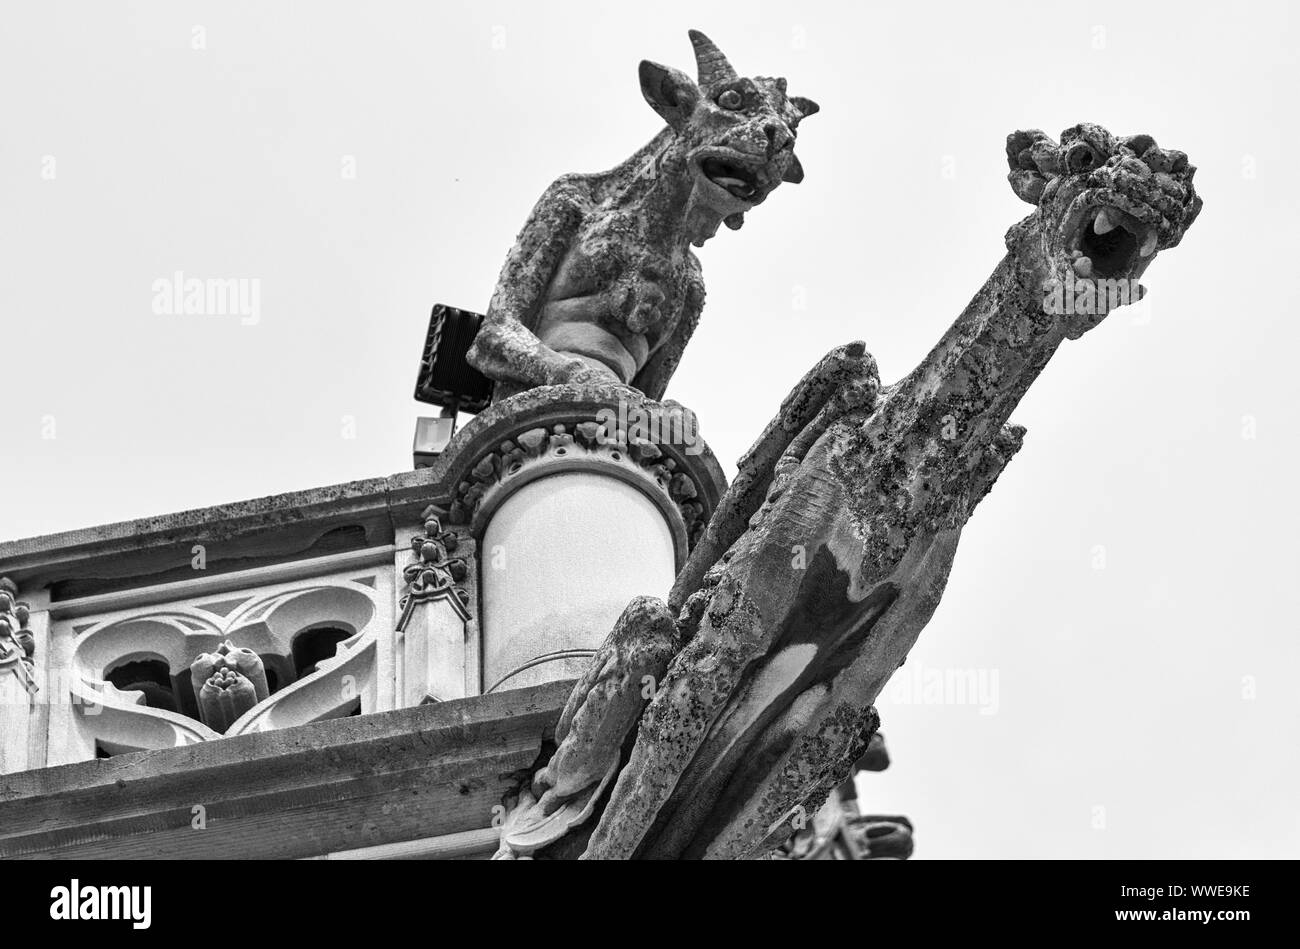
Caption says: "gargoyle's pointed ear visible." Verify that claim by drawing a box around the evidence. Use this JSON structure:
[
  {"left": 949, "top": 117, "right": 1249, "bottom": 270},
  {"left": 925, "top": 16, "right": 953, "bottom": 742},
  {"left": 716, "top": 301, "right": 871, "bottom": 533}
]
[
  {"left": 790, "top": 96, "right": 820, "bottom": 119},
  {"left": 782, "top": 154, "right": 805, "bottom": 184},
  {"left": 639, "top": 60, "right": 700, "bottom": 130}
]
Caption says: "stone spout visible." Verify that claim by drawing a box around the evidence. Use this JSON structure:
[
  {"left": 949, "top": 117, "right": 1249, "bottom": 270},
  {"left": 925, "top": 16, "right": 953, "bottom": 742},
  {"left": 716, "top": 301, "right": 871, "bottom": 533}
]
[{"left": 492, "top": 124, "right": 1202, "bottom": 860}]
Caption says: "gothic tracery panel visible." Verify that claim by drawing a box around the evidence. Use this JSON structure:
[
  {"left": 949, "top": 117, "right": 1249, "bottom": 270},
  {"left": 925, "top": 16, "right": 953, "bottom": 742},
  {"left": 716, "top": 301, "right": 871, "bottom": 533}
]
[{"left": 65, "top": 574, "right": 387, "bottom": 756}]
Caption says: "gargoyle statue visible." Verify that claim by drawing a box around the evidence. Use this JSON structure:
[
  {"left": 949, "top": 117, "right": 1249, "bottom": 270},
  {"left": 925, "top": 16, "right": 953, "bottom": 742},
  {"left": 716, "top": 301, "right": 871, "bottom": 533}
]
[
  {"left": 495, "top": 123, "right": 1202, "bottom": 859},
  {"left": 467, "top": 30, "right": 818, "bottom": 402}
]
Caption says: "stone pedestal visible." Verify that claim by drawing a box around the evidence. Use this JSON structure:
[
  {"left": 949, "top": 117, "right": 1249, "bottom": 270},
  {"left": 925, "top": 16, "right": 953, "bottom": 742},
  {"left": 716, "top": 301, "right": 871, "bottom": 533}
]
[
  {"left": 434, "top": 384, "right": 727, "bottom": 694},
  {"left": 481, "top": 470, "right": 676, "bottom": 691}
]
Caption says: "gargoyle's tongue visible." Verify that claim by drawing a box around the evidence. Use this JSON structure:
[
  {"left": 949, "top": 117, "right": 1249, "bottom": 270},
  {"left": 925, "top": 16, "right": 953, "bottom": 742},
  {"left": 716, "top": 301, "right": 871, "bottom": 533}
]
[
  {"left": 715, "top": 176, "right": 755, "bottom": 199},
  {"left": 702, "top": 157, "right": 758, "bottom": 200}
]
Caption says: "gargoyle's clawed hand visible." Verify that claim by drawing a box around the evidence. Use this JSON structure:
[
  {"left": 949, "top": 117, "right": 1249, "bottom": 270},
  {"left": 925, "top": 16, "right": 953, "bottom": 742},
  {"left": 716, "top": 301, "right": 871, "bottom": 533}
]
[{"left": 1006, "top": 123, "right": 1203, "bottom": 335}]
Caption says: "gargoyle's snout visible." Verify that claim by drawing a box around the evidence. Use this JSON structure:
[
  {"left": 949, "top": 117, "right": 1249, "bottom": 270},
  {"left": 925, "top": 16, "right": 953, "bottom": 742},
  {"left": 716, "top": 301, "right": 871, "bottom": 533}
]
[{"left": 763, "top": 121, "right": 793, "bottom": 159}]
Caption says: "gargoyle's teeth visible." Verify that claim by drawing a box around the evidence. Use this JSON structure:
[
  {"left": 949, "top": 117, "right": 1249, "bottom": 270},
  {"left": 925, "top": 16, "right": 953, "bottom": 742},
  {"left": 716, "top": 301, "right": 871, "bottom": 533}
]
[
  {"left": 1093, "top": 209, "right": 1118, "bottom": 235},
  {"left": 714, "top": 176, "right": 747, "bottom": 189},
  {"left": 1073, "top": 256, "right": 1094, "bottom": 278},
  {"left": 1139, "top": 231, "right": 1158, "bottom": 257}
]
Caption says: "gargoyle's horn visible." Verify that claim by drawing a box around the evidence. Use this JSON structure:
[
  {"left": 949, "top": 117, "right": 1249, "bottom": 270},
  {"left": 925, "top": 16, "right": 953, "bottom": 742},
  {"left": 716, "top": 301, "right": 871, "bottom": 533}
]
[{"left": 688, "top": 29, "right": 737, "bottom": 87}]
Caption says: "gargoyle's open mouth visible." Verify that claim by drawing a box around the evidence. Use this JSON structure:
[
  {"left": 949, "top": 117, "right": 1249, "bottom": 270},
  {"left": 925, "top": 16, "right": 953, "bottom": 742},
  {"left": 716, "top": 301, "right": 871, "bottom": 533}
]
[
  {"left": 1070, "top": 205, "right": 1158, "bottom": 278},
  {"left": 700, "top": 157, "right": 760, "bottom": 201}
]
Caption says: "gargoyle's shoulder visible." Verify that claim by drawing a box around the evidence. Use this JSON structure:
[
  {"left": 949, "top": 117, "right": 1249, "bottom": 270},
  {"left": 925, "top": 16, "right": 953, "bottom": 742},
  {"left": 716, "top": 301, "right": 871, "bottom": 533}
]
[
  {"left": 536, "top": 173, "right": 598, "bottom": 211},
  {"left": 515, "top": 173, "right": 595, "bottom": 235}
]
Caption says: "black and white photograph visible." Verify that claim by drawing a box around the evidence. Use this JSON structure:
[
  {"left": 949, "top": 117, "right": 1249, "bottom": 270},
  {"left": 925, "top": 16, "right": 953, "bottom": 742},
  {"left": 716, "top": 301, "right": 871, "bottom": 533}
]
[{"left": 0, "top": 0, "right": 1291, "bottom": 930}]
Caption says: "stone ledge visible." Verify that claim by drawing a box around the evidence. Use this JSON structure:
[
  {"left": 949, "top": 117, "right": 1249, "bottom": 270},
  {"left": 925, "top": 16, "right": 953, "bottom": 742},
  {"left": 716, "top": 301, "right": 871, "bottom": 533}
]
[
  {"left": 0, "top": 679, "right": 570, "bottom": 859},
  {"left": 0, "top": 385, "right": 728, "bottom": 599}
]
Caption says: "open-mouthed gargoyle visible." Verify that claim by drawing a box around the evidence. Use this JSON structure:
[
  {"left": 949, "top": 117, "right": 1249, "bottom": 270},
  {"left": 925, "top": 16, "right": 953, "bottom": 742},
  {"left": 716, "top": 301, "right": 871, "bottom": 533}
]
[
  {"left": 467, "top": 30, "right": 818, "bottom": 403},
  {"left": 494, "top": 123, "right": 1201, "bottom": 859}
]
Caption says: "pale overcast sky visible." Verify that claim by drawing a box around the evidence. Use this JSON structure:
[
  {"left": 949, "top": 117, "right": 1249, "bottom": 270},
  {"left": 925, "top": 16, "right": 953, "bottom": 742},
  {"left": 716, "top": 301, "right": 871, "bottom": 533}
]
[{"left": 2, "top": 0, "right": 1296, "bottom": 857}]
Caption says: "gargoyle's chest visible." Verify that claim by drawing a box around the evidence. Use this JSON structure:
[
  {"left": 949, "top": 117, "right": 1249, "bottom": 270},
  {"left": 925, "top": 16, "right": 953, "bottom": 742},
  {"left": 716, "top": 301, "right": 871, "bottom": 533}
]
[{"left": 547, "top": 214, "right": 694, "bottom": 340}]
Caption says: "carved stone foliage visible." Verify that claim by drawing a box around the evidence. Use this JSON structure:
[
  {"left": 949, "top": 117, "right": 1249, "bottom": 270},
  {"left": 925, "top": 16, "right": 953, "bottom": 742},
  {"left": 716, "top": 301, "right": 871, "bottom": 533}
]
[
  {"left": 398, "top": 506, "right": 470, "bottom": 629},
  {"left": 70, "top": 577, "right": 383, "bottom": 749},
  {"left": 0, "top": 578, "right": 35, "bottom": 689},
  {"left": 448, "top": 412, "right": 708, "bottom": 550}
]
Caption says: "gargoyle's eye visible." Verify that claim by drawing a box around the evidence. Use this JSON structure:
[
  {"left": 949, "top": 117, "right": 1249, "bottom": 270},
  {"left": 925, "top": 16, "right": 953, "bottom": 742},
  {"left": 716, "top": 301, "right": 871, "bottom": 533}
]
[
  {"left": 1065, "top": 141, "right": 1103, "bottom": 174},
  {"left": 717, "top": 89, "right": 743, "bottom": 111}
]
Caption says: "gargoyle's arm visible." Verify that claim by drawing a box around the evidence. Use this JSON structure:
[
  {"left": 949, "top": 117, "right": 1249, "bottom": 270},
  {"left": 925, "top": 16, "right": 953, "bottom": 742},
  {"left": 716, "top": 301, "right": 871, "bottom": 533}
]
[
  {"left": 631, "top": 255, "right": 705, "bottom": 402},
  {"left": 467, "top": 177, "right": 592, "bottom": 390}
]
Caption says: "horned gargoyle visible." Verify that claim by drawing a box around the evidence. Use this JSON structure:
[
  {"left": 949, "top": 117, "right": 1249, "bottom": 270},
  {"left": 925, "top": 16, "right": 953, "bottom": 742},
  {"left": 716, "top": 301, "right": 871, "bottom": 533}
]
[
  {"left": 494, "top": 123, "right": 1201, "bottom": 859},
  {"left": 467, "top": 30, "right": 817, "bottom": 402}
]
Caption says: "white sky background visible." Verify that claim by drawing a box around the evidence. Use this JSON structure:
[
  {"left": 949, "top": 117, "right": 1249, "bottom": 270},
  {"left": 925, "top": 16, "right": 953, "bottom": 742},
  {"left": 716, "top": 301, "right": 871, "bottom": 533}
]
[{"left": 2, "top": 0, "right": 1296, "bottom": 857}]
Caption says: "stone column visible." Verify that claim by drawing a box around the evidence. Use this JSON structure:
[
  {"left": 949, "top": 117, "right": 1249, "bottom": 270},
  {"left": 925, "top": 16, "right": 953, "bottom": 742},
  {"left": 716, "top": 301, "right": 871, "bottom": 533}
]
[
  {"left": 481, "top": 470, "right": 676, "bottom": 690},
  {"left": 441, "top": 385, "right": 725, "bottom": 694}
]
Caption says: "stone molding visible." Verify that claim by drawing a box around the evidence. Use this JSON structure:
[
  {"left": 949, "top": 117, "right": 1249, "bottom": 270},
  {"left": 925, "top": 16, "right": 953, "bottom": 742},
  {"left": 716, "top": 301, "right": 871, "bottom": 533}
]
[{"left": 438, "top": 385, "right": 726, "bottom": 565}]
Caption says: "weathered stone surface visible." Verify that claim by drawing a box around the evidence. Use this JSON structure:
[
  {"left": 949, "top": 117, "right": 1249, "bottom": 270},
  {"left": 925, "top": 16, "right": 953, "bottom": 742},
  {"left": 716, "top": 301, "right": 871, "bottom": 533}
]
[
  {"left": 494, "top": 597, "right": 676, "bottom": 858},
  {"left": 467, "top": 30, "right": 818, "bottom": 402},
  {"left": 501, "top": 124, "right": 1202, "bottom": 860},
  {"left": 0, "top": 681, "right": 571, "bottom": 860}
]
